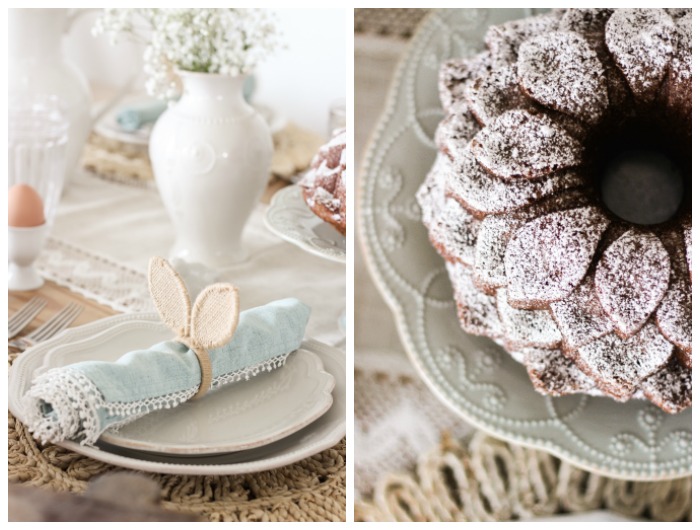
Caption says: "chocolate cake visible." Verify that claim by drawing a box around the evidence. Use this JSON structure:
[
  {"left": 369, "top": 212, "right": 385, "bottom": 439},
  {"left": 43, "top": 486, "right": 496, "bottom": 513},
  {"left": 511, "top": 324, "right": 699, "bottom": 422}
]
[
  {"left": 418, "top": 8, "right": 692, "bottom": 413},
  {"left": 299, "top": 128, "right": 346, "bottom": 236}
]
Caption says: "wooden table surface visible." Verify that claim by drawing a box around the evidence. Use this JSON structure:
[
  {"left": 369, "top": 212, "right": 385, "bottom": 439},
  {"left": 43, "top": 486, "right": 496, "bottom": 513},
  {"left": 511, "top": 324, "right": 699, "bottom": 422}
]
[{"left": 9, "top": 281, "right": 117, "bottom": 337}]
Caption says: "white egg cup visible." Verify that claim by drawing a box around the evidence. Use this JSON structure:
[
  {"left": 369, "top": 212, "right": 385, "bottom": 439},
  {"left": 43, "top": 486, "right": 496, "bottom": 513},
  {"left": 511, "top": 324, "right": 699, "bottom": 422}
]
[{"left": 8, "top": 224, "right": 48, "bottom": 291}]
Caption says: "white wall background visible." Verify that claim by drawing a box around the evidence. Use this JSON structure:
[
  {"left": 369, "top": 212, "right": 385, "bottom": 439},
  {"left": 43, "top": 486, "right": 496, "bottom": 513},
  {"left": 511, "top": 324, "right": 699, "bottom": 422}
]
[{"left": 62, "top": 8, "right": 346, "bottom": 137}]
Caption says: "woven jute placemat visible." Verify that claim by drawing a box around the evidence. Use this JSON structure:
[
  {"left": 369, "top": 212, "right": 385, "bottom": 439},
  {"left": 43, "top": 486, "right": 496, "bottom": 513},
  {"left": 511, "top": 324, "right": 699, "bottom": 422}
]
[
  {"left": 354, "top": 8, "right": 430, "bottom": 38},
  {"left": 9, "top": 412, "right": 345, "bottom": 522},
  {"left": 82, "top": 123, "right": 323, "bottom": 188},
  {"left": 355, "top": 432, "right": 690, "bottom": 522}
]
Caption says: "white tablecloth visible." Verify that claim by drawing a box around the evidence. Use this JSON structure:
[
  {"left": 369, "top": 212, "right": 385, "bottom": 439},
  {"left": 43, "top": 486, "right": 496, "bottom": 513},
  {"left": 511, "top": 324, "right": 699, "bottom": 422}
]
[{"left": 41, "top": 170, "right": 345, "bottom": 347}]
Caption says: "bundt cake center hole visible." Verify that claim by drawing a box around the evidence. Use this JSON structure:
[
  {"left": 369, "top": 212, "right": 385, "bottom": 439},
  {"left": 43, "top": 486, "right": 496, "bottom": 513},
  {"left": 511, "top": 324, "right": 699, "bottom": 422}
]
[{"left": 600, "top": 149, "right": 684, "bottom": 226}]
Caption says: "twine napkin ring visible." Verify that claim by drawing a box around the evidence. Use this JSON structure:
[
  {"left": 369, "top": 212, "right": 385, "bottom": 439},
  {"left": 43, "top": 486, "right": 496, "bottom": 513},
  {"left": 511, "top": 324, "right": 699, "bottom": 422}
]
[{"left": 148, "top": 257, "right": 240, "bottom": 400}]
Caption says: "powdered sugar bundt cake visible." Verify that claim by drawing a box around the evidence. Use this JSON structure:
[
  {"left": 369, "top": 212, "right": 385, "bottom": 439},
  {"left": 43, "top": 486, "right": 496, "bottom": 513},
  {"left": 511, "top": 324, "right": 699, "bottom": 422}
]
[
  {"left": 299, "top": 128, "right": 346, "bottom": 236},
  {"left": 417, "top": 9, "right": 691, "bottom": 413}
]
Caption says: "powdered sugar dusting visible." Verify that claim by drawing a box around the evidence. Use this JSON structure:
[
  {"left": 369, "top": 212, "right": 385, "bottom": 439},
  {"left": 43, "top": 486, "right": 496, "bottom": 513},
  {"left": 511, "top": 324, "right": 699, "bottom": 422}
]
[
  {"left": 300, "top": 127, "right": 346, "bottom": 235},
  {"left": 485, "top": 12, "right": 562, "bottom": 65},
  {"left": 444, "top": 150, "right": 585, "bottom": 218},
  {"left": 438, "top": 53, "right": 491, "bottom": 112},
  {"left": 473, "top": 214, "right": 521, "bottom": 291},
  {"left": 505, "top": 206, "right": 610, "bottom": 307},
  {"left": 595, "top": 230, "right": 670, "bottom": 337},
  {"left": 665, "top": 8, "right": 691, "bottom": 21},
  {"left": 656, "top": 268, "right": 691, "bottom": 355},
  {"left": 471, "top": 110, "right": 584, "bottom": 179},
  {"left": 523, "top": 347, "right": 596, "bottom": 396},
  {"left": 683, "top": 220, "right": 691, "bottom": 281},
  {"left": 417, "top": 8, "right": 691, "bottom": 412},
  {"left": 667, "top": 13, "right": 692, "bottom": 134},
  {"left": 416, "top": 160, "right": 446, "bottom": 228},
  {"left": 551, "top": 275, "right": 615, "bottom": 349},
  {"left": 605, "top": 8, "right": 676, "bottom": 103},
  {"left": 518, "top": 31, "right": 608, "bottom": 123},
  {"left": 447, "top": 261, "right": 503, "bottom": 338},
  {"left": 576, "top": 322, "right": 674, "bottom": 399},
  {"left": 436, "top": 108, "right": 481, "bottom": 162},
  {"left": 496, "top": 289, "right": 562, "bottom": 349},
  {"left": 466, "top": 64, "right": 529, "bottom": 125},
  {"left": 559, "top": 8, "right": 614, "bottom": 35},
  {"left": 641, "top": 354, "right": 692, "bottom": 414},
  {"left": 428, "top": 198, "right": 480, "bottom": 267},
  {"left": 669, "top": 13, "right": 691, "bottom": 84}
]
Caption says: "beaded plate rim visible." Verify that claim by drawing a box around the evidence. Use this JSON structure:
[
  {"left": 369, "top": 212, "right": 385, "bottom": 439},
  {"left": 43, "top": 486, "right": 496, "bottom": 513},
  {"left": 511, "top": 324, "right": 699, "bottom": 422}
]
[{"left": 265, "top": 185, "right": 346, "bottom": 264}]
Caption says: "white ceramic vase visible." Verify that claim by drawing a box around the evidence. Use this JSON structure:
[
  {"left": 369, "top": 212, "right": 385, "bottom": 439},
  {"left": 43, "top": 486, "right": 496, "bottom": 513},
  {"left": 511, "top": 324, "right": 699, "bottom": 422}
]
[
  {"left": 9, "top": 8, "right": 92, "bottom": 187},
  {"left": 149, "top": 71, "right": 273, "bottom": 268}
]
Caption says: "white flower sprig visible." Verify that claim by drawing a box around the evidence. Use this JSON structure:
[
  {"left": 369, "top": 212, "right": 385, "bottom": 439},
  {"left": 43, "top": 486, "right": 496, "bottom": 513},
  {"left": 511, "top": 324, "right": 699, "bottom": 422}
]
[{"left": 93, "top": 8, "right": 282, "bottom": 100}]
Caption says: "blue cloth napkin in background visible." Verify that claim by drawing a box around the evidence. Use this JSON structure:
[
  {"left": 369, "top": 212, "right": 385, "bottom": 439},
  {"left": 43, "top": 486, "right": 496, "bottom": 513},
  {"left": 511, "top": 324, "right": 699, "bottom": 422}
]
[
  {"left": 116, "top": 100, "right": 168, "bottom": 132},
  {"left": 24, "top": 298, "right": 310, "bottom": 446},
  {"left": 116, "top": 76, "right": 256, "bottom": 132}
]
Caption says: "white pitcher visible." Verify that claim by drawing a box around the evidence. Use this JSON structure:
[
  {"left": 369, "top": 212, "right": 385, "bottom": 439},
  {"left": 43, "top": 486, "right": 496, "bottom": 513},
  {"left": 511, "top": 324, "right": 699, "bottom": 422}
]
[{"left": 9, "top": 8, "right": 92, "bottom": 187}]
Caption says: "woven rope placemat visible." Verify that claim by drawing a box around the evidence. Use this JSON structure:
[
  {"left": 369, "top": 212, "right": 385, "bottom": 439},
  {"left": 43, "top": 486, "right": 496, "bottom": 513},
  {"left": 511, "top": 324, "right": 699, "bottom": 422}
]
[
  {"left": 9, "top": 346, "right": 345, "bottom": 522},
  {"left": 355, "top": 432, "right": 690, "bottom": 522},
  {"left": 9, "top": 413, "right": 345, "bottom": 522},
  {"left": 354, "top": 8, "right": 430, "bottom": 38},
  {"left": 82, "top": 123, "right": 323, "bottom": 188}
]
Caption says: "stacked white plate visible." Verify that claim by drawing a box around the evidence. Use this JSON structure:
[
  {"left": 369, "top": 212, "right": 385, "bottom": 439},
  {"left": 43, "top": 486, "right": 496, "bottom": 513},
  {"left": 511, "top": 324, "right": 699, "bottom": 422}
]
[{"left": 9, "top": 313, "right": 345, "bottom": 475}]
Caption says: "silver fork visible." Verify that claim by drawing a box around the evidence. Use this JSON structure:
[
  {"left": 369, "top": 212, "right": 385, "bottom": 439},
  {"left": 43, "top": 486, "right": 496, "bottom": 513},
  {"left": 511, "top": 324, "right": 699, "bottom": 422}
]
[
  {"left": 8, "top": 296, "right": 48, "bottom": 339},
  {"left": 9, "top": 302, "right": 83, "bottom": 351}
]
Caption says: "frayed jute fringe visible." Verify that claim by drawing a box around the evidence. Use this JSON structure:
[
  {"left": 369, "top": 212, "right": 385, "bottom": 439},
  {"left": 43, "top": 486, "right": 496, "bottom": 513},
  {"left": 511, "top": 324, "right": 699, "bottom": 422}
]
[
  {"left": 355, "top": 432, "right": 690, "bottom": 522},
  {"left": 9, "top": 412, "right": 345, "bottom": 522}
]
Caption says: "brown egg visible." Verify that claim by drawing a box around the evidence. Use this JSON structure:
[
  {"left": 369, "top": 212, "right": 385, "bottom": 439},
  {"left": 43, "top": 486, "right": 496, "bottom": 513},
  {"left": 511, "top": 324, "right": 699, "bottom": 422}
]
[{"left": 8, "top": 184, "right": 46, "bottom": 227}]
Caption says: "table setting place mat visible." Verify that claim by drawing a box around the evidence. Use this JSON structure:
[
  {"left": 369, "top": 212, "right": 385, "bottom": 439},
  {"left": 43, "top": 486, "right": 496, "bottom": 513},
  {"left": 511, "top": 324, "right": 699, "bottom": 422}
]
[
  {"left": 83, "top": 122, "right": 323, "bottom": 188},
  {"left": 9, "top": 254, "right": 346, "bottom": 521}
]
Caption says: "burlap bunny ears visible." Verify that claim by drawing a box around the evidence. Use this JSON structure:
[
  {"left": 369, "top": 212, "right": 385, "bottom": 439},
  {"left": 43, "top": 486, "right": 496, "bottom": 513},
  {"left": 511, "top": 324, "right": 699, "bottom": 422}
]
[{"left": 148, "top": 256, "right": 240, "bottom": 399}]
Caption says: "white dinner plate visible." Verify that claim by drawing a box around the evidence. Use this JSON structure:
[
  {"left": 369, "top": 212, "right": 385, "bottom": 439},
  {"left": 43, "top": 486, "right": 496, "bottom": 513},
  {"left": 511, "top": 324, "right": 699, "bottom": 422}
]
[
  {"left": 9, "top": 313, "right": 346, "bottom": 474},
  {"left": 101, "top": 350, "right": 334, "bottom": 455},
  {"left": 265, "top": 185, "right": 346, "bottom": 263},
  {"left": 359, "top": 8, "right": 691, "bottom": 480}
]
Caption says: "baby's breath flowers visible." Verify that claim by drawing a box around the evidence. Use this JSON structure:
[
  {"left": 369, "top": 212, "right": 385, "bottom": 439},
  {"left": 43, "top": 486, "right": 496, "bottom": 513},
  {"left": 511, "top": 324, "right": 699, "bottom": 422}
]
[{"left": 93, "top": 8, "right": 282, "bottom": 100}]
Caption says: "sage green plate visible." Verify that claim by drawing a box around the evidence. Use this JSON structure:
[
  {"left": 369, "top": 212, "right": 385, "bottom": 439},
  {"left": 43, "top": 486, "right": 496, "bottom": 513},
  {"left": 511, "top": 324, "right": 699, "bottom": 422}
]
[{"left": 359, "top": 8, "right": 691, "bottom": 480}]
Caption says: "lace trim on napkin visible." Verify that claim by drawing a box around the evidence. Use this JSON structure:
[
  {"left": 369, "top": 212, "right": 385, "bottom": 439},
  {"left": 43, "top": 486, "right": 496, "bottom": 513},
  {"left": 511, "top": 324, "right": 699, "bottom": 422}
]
[{"left": 24, "top": 353, "right": 290, "bottom": 446}]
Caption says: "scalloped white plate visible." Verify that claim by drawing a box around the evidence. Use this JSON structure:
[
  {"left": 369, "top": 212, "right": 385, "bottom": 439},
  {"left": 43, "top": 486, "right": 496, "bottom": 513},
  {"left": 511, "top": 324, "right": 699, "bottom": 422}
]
[
  {"left": 265, "top": 185, "right": 346, "bottom": 263},
  {"left": 9, "top": 314, "right": 346, "bottom": 474},
  {"left": 359, "top": 8, "right": 691, "bottom": 480}
]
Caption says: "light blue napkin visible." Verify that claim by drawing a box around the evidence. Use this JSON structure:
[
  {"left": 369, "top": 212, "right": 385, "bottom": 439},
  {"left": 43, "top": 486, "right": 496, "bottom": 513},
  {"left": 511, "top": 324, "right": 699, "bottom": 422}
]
[
  {"left": 116, "top": 101, "right": 168, "bottom": 132},
  {"left": 24, "top": 298, "right": 310, "bottom": 446},
  {"left": 116, "top": 77, "right": 256, "bottom": 132}
]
